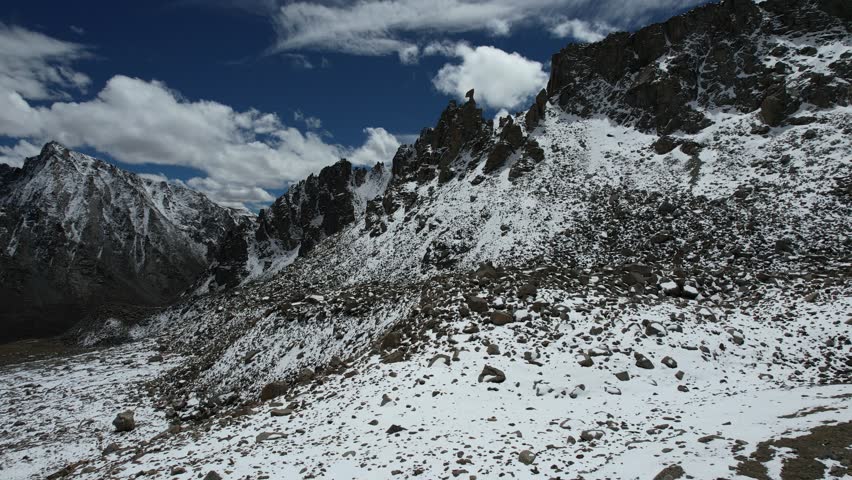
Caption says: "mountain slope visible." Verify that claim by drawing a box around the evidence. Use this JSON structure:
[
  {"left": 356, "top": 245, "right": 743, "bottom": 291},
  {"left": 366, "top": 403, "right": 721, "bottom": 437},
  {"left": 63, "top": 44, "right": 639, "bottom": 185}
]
[
  {"left": 0, "top": 142, "right": 249, "bottom": 342},
  {"left": 3, "top": 1, "right": 850, "bottom": 479},
  {"left": 121, "top": 0, "right": 851, "bottom": 391}
]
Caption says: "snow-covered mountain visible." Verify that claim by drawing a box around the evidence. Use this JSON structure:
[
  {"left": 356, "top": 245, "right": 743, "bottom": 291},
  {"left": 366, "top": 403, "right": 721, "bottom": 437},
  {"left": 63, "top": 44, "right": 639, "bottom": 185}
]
[
  {"left": 0, "top": 142, "right": 250, "bottom": 342},
  {"left": 1, "top": 1, "right": 850, "bottom": 479}
]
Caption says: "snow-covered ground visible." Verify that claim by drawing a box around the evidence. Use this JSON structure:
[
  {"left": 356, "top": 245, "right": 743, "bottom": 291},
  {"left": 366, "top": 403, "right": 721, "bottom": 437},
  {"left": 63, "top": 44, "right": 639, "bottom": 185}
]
[
  {"left": 0, "top": 342, "right": 178, "bottom": 479},
  {"left": 2, "top": 283, "right": 848, "bottom": 480}
]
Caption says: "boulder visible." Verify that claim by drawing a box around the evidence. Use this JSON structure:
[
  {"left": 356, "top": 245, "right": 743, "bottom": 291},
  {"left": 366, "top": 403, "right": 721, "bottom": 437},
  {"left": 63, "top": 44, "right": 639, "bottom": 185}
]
[
  {"left": 490, "top": 311, "right": 514, "bottom": 326},
  {"left": 518, "top": 450, "right": 536, "bottom": 465},
  {"left": 654, "top": 465, "right": 686, "bottom": 480},
  {"left": 634, "top": 352, "right": 655, "bottom": 369},
  {"left": 260, "top": 381, "right": 288, "bottom": 401},
  {"left": 112, "top": 411, "right": 135, "bottom": 433},
  {"left": 466, "top": 296, "right": 489, "bottom": 313}
]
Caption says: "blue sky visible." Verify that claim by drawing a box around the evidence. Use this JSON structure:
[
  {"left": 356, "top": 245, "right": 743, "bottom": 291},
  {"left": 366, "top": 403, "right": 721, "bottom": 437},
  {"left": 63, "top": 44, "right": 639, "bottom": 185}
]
[{"left": 0, "top": 0, "right": 710, "bottom": 209}]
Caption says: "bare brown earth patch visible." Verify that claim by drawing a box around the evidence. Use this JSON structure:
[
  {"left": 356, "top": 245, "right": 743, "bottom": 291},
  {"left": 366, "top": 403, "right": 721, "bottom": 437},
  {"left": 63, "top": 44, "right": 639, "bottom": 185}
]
[{"left": 736, "top": 421, "right": 852, "bottom": 479}]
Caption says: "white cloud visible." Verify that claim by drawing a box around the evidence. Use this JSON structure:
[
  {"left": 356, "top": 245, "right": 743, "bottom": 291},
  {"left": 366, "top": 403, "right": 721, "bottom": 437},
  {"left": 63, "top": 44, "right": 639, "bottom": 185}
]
[
  {"left": 294, "top": 110, "right": 323, "bottom": 129},
  {"left": 0, "top": 139, "right": 40, "bottom": 168},
  {"left": 550, "top": 19, "right": 614, "bottom": 43},
  {"left": 0, "top": 22, "right": 91, "bottom": 101},
  {"left": 185, "top": 177, "right": 276, "bottom": 210},
  {"left": 0, "top": 25, "right": 401, "bottom": 210},
  {"left": 268, "top": 0, "right": 709, "bottom": 61},
  {"left": 432, "top": 44, "right": 548, "bottom": 111},
  {"left": 70, "top": 25, "right": 86, "bottom": 35},
  {"left": 348, "top": 127, "right": 400, "bottom": 166}
]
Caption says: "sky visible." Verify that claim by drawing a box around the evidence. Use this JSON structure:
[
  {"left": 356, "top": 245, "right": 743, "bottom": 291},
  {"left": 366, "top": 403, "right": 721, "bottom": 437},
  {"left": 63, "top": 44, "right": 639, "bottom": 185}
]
[{"left": 0, "top": 0, "right": 711, "bottom": 210}]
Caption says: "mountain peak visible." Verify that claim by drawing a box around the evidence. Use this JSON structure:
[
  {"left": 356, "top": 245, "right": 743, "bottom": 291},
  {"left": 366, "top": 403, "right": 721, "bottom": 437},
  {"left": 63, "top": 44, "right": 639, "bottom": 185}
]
[{"left": 39, "top": 141, "right": 67, "bottom": 157}]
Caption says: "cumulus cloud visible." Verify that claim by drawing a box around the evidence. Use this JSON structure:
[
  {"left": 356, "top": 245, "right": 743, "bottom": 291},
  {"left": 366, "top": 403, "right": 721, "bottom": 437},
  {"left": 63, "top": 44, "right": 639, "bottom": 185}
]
[
  {"left": 0, "top": 22, "right": 91, "bottom": 101},
  {"left": 550, "top": 19, "right": 615, "bottom": 43},
  {"left": 348, "top": 127, "right": 401, "bottom": 166},
  {"left": 268, "top": 0, "right": 709, "bottom": 61},
  {"left": 431, "top": 44, "right": 548, "bottom": 111},
  {"left": 0, "top": 25, "right": 401, "bottom": 210}
]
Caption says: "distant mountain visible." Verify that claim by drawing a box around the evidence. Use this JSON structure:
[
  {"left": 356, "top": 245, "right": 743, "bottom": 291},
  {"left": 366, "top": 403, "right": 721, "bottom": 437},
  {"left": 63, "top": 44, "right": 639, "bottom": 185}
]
[{"left": 0, "top": 142, "right": 250, "bottom": 342}]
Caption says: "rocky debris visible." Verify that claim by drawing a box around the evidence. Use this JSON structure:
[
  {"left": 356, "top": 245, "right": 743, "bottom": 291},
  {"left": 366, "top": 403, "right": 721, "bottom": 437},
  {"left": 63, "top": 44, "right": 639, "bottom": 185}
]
[
  {"left": 386, "top": 424, "right": 406, "bottom": 435},
  {"left": 662, "top": 356, "right": 678, "bottom": 369},
  {"left": 102, "top": 443, "right": 120, "bottom": 456},
  {"left": 615, "top": 371, "right": 631, "bottom": 382},
  {"left": 489, "top": 311, "right": 514, "bottom": 326},
  {"left": 569, "top": 384, "right": 586, "bottom": 399},
  {"left": 577, "top": 353, "right": 594, "bottom": 367},
  {"left": 260, "top": 382, "right": 288, "bottom": 401},
  {"left": 654, "top": 465, "right": 686, "bottom": 480},
  {"left": 466, "top": 296, "right": 488, "bottom": 313},
  {"left": 634, "top": 352, "right": 655, "bottom": 369},
  {"left": 518, "top": 450, "right": 536, "bottom": 465},
  {"left": 256, "top": 432, "right": 286, "bottom": 443},
  {"left": 428, "top": 354, "right": 451, "bottom": 366},
  {"left": 112, "top": 411, "right": 135, "bottom": 433},
  {"left": 203, "top": 471, "right": 222, "bottom": 480},
  {"left": 478, "top": 365, "right": 506, "bottom": 383},
  {"left": 580, "top": 430, "right": 605, "bottom": 442}
]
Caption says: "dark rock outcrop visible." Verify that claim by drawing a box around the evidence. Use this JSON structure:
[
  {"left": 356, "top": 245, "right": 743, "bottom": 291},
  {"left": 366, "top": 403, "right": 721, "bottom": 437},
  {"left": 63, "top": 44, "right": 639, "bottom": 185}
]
[{"left": 547, "top": 0, "right": 851, "bottom": 134}]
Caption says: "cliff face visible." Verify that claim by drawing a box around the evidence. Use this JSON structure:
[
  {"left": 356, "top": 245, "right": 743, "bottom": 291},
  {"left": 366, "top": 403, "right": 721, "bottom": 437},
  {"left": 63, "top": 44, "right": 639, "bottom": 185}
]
[
  {"left": 546, "top": 0, "right": 851, "bottom": 133},
  {"left": 206, "top": 159, "right": 391, "bottom": 290},
  {"left": 0, "top": 142, "right": 248, "bottom": 341}
]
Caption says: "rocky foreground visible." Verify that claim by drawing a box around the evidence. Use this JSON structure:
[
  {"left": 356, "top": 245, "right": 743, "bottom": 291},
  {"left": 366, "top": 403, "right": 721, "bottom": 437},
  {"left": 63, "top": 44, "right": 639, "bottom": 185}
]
[{"left": 1, "top": 260, "right": 850, "bottom": 479}]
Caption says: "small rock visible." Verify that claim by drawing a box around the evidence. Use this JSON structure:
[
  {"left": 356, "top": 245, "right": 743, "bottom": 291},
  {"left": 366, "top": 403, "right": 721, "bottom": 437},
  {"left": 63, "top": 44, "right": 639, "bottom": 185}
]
[
  {"left": 577, "top": 353, "right": 593, "bottom": 367},
  {"left": 386, "top": 424, "right": 406, "bottom": 435},
  {"left": 477, "top": 365, "right": 506, "bottom": 383},
  {"left": 518, "top": 450, "right": 536, "bottom": 465},
  {"left": 580, "top": 430, "right": 604, "bottom": 442},
  {"left": 661, "top": 356, "right": 678, "bottom": 369},
  {"left": 102, "top": 443, "right": 120, "bottom": 455}
]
